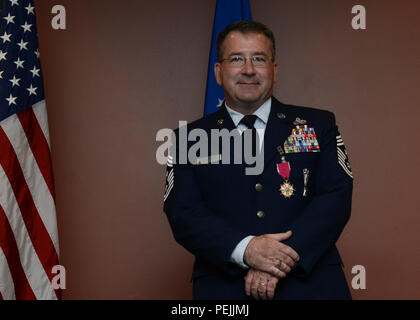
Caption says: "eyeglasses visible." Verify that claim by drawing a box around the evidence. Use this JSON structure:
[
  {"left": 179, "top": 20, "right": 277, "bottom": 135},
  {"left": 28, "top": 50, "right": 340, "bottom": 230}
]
[{"left": 219, "top": 55, "right": 273, "bottom": 67}]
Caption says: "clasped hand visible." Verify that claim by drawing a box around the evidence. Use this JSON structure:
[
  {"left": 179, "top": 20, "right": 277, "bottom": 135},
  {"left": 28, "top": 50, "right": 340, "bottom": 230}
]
[{"left": 243, "top": 231, "right": 300, "bottom": 300}]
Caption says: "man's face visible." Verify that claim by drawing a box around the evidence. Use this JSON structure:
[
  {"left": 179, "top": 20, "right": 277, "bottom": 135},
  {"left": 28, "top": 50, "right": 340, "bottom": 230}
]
[{"left": 214, "top": 31, "right": 277, "bottom": 112}]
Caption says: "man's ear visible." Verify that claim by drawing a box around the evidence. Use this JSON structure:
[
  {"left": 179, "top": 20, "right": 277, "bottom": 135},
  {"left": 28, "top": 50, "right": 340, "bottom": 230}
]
[
  {"left": 273, "top": 62, "right": 278, "bottom": 83},
  {"left": 214, "top": 62, "right": 222, "bottom": 86}
]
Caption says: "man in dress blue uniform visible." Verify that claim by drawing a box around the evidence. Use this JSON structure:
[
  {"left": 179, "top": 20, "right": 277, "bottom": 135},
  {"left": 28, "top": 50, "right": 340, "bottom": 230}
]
[{"left": 163, "top": 21, "right": 353, "bottom": 300}]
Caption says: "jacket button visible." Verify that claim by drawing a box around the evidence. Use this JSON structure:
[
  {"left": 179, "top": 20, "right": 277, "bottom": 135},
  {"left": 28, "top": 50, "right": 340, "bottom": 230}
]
[
  {"left": 257, "top": 210, "right": 265, "bottom": 218},
  {"left": 255, "top": 183, "right": 263, "bottom": 192}
]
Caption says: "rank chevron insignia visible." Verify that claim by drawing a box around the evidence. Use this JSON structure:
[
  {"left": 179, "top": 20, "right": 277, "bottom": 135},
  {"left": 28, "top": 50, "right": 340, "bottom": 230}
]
[
  {"left": 164, "top": 155, "right": 174, "bottom": 202},
  {"left": 336, "top": 134, "right": 353, "bottom": 179}
]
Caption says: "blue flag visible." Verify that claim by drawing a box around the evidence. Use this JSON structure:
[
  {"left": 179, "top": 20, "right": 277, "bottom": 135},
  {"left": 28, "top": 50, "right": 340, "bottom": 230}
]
[{"left": 204, "top": 0, "right": 252, "bottom": 116}]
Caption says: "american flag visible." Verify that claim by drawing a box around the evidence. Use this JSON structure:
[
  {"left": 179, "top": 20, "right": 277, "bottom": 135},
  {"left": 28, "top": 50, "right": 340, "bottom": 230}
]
[{"left": 0, "top": 0, "right": 60, "bottom": 299}]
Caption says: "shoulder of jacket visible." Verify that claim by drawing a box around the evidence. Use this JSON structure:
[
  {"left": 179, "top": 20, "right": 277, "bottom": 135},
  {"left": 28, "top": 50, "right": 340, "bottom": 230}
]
[
  {"left": 278, "top": 103, "right": 336, "bottom": 127},
  {"left": 172, "top": 110, "right": 222, "bottom": 135}
]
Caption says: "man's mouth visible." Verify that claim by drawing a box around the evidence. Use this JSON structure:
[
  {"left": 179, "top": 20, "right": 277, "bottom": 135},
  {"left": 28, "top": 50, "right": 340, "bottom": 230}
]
[{"left": 238, "top": 82, "right": 259, "bottom": 85}]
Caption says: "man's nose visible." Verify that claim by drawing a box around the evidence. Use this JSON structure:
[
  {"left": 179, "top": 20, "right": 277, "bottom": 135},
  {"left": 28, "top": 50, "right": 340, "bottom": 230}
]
[{"left": 241, "top": 58, "right": 256, "bottom": 75}]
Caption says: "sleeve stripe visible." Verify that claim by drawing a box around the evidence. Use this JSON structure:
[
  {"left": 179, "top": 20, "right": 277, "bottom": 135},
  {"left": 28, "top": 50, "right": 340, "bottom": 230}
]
[
  {"left": 164, "top": 168, "right": 174, "bottom": 202},
  {"left": 339, "top": 161, "right": 353, "bottom": 178},
  {"left": 337, "top": 148, "right": 347, "bottom": 162},
  {"left": 164, "top": 180, "right": 174, "bottom": 202}
]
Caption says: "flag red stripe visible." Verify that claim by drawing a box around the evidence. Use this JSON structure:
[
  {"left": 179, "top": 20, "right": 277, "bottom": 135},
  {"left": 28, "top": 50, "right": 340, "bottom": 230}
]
[
  {"left": 0, "top": 126, "right": 60, "bottom": 298},
  {"left": 17, "top": 107, "right": 56, "bottom": 201},
  {"left": 0, "top": 205, "right": 37, "bottom": 300}
]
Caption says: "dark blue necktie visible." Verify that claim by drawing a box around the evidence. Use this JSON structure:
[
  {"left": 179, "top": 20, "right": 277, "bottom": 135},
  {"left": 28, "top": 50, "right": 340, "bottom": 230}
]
[{"left": 240, "top": 115, "right": 259, "bottom": 159}]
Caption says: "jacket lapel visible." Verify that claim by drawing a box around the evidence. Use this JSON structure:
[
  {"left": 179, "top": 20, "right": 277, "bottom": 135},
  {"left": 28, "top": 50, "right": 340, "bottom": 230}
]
[
  {"left": 212, "top": 104, "right": 237, "bottom": 132},
  {"left": 210, "top": 100, "right": 297, "bottom": 176},
  {"left": 208, "top": 104, "right": 250, "bottom": 183}
]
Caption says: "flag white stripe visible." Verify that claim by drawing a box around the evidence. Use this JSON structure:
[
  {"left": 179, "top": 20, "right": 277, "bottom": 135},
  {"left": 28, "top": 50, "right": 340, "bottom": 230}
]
[
  {"left": 0, "top": 246, "right": 16, "bottom": 300},
  {"left": 32, "top": 100, "right": 51, "bottom": 149},
  {"left": 1, "top": 114, "right": 59, "bottom": 255},
  {"left": 0, "top": 166, "right": 57, "bottom": 300}
]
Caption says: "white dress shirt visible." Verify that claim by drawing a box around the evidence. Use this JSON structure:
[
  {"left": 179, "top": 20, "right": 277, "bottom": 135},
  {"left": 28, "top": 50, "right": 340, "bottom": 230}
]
[{"left": 225, "top": 98, "right": 272, "bottom": 268}]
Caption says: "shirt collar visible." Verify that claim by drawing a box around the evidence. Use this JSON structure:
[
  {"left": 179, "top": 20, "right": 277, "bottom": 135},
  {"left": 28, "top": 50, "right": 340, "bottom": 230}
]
[{"left": 225, "top": 98, "right": 272, "bottom": 127}]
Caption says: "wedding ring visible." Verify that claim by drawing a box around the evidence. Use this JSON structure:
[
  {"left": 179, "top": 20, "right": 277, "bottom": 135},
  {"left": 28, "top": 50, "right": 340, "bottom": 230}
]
[{"left": 275, "top": 260, "right": 282, "bottom": 270}]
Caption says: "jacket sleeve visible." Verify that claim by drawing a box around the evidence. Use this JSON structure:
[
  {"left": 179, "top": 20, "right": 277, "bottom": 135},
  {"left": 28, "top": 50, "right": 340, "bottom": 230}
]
[
  {"left": 282, "top": 111, "right": 353, "bottom": 276},
  {"left": 163, "top": 129, "right": 248, "bottom": 276}
]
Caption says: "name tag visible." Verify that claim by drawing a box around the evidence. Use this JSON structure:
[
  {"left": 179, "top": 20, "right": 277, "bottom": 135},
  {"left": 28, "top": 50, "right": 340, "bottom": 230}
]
[{"left": 196, "top": 154, "right": 222, "bottom": 165}]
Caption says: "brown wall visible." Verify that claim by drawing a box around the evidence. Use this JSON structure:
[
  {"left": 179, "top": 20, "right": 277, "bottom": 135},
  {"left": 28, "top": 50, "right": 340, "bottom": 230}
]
[{"left": 34, "top": 0, "right": 420, "bottom": 299}]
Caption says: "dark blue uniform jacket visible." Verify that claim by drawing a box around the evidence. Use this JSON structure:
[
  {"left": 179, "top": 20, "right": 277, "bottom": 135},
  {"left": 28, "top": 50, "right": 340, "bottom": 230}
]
[{"left": 163, "top": 97, "right": 353, "bottom": 299}]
